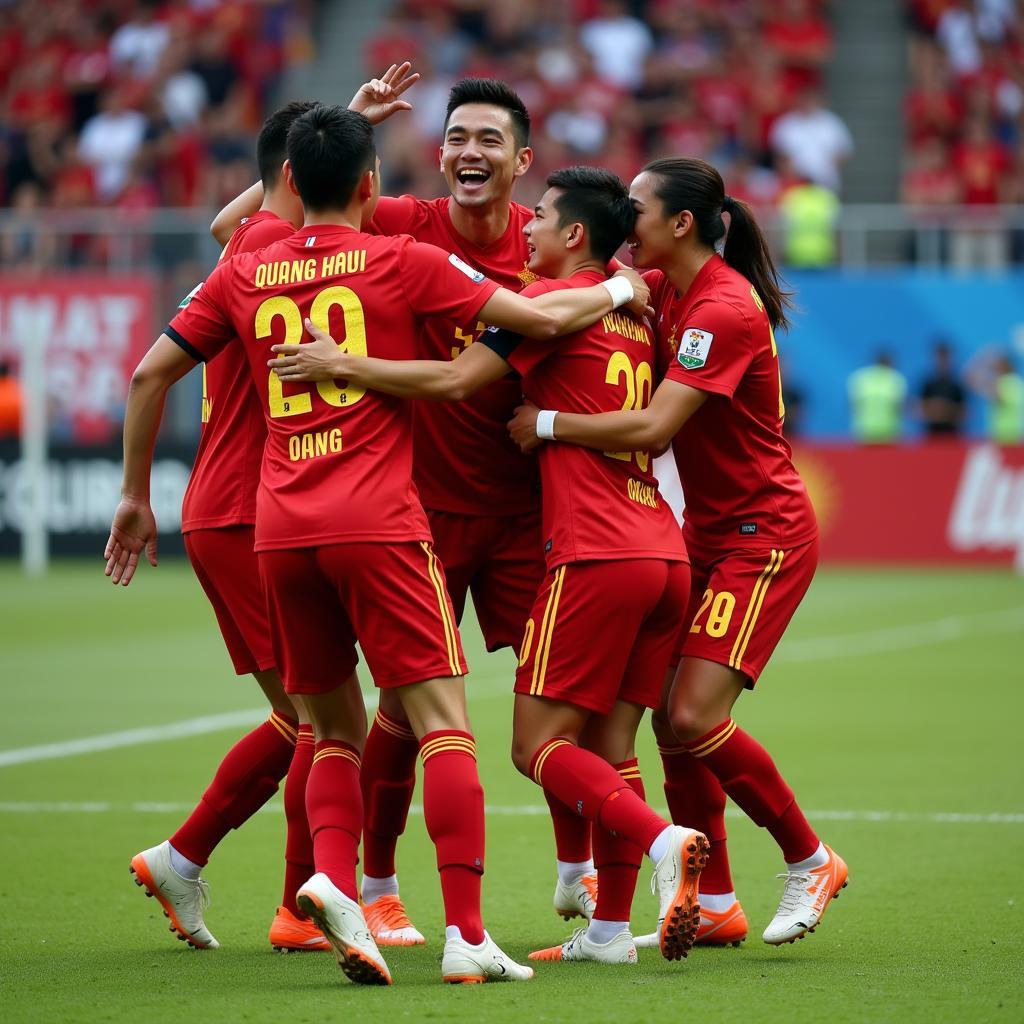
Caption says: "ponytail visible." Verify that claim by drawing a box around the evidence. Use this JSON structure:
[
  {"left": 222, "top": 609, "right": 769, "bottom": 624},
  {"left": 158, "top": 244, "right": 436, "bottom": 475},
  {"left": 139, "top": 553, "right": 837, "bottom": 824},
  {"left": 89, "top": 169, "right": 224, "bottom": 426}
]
[
  {"left": 645, "top": 158, "right": 792, "bottom": 331},
  {"left": 721, "top": 195, "right": 791, "bottom": 331}
]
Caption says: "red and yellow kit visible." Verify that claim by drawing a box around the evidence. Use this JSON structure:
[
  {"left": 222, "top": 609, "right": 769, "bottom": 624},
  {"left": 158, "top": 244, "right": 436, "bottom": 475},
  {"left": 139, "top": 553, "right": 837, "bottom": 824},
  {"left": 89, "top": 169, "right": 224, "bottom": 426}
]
[
  {"left": 647, "top": 255, "right": 819, "bottom": 682},
  {"left": 484, "top": 270, "right": 689, "bottom": 713},
  {"left": 369, "top": 196, "right": 545, "bottom": 651},
  {"left": 166, "top": 225, "right": 498, "bottom": 691},
  {"left": 180, "top": 210, "right": 294, "bottom": 675}
]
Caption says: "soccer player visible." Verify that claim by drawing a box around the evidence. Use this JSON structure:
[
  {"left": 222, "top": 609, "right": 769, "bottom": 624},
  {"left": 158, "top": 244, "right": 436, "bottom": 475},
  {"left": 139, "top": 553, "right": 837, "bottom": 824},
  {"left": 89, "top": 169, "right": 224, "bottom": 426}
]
[
  {"left": 269, "top": 166, "right": 710, "bottom": 965},
  {"left": 105, "top": 106, "right": 650, "bottom": 984},
  {"left": 122, "top": 72, "right": 422, "bottom": 954},
  {"left": 509, "top": 157, "right": 849, "bottom": 948},
  {"left": 125, "top": 100, "right": 324, "bottom": 954},
  {"left": 214, "top": 75, "right": 605, "bottom": 941}
]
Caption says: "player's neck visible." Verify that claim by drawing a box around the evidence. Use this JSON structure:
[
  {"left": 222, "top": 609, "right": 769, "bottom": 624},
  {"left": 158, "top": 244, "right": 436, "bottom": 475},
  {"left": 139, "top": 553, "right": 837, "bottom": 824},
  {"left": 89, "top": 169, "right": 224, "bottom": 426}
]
[
  {"left": 663, "top": 247, "right": 716, "bottom": 298},
  {"left": 260, "top": 188, "right": 302, "bottom": 229},
  {"left": 548, "top": 255, "right": 605, "bottom": 281},
  {"left": 302, "top": 205, "right": 364, "bottom": 231},
  {"left": 447, "top": 196, "right": 511, "bottom": 248}
]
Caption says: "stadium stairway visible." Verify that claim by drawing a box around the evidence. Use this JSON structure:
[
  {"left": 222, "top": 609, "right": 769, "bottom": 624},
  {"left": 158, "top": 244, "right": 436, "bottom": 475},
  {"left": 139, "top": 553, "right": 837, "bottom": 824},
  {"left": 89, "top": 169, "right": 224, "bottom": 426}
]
[{"left": 828, "top": 0, "right": 908, "bottom": 203}]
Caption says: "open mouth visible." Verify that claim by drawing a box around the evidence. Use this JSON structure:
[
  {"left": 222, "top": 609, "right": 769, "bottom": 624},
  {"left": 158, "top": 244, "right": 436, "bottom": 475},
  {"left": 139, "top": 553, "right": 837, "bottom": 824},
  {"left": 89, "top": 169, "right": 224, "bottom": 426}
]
[{"left": 456, "top": 167, "right": 491, "bottom": 186}]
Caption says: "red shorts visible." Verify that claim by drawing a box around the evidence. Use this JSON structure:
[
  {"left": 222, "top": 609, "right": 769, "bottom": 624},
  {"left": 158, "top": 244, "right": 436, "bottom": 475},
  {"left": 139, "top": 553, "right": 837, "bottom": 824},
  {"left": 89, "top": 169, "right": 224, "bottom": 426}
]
[
  {"left": 258, "top": 541, "right": 467, "bottom": 695},
  {"left": 184, "top": 526, "right": 275, "bottom": 676},
  {"left": 676, "top": 538, "right": 819, "bottom": 685},
  {"left": 515, "top": 559, "right": 691, "bottom": 715},
  {"left": 427, "top": 507, "right": 544, "bottom": 653}
]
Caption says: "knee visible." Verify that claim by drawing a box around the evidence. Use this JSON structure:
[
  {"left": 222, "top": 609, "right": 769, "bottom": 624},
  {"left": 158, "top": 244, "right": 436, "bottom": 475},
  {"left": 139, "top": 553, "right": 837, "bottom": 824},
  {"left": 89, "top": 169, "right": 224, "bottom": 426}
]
[
  {"left": 668, "top": 703, "right": 715, "bottom": 743},
  {"left": 509, "top": 733, "right": 535, "bottom": 778},
  {"left": 650, "top": 707, "right": 676, "bottom": 746}
]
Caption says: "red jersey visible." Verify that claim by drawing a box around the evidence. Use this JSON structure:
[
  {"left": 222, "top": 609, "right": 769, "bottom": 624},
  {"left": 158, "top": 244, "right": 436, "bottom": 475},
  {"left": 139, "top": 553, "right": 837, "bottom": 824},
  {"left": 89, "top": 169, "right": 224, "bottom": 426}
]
[
  {"left": 180, "top": 211, "right": 294, "bottom": 532},
  {"left": 369, "top": 195, "right": 539, "bottom": 516},
  {"left": 487, "top": 270, "right": 686, "bottom": 571},
  {"left": 648, "top": 256, "right": 817, "bottom": 550},
  {"left": 167, "top": 224, "right": 500, "bottom": 552}
]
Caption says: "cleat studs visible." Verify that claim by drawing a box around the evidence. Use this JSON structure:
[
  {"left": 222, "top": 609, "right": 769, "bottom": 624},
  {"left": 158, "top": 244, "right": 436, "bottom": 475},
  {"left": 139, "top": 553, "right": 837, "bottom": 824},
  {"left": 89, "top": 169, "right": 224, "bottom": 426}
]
[{"left": 144, "top": 891, "right": 152, "bottom": 898}]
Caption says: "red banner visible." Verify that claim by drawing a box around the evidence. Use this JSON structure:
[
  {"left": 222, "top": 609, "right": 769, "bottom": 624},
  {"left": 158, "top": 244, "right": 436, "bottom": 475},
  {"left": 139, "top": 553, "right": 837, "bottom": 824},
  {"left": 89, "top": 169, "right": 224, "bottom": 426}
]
[
  {"left": 793, "top": 443, "right": 1024, "bottom": 568},
  {"left": 0, "top": 275, "right": 155, "bottom": 442}
]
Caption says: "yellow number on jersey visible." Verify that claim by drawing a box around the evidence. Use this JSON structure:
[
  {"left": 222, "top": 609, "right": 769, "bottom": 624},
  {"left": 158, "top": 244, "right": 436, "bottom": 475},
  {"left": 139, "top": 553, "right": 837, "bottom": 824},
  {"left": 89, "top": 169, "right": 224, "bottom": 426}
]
[
  {"left": 689, "top": 589, "right": 736, "bottom": 637},
  {"left": 258, "top": 286, "right": 368, "bottom": 419},
  {"left": 604, "top": 351, "right": 653, "bottom": 472}
]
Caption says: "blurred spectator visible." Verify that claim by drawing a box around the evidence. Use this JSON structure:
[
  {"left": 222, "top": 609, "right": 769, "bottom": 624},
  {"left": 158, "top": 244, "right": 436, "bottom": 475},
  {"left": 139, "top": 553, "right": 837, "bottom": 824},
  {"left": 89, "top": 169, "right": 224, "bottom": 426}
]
[
  {"left": 109, "top": 0, "right": 170, "bottom": 80},
  {"left": 0, "top": 181, "right": 56, "bottom": 270},
  {"left": 770, "top": 87, "right": 853, "bottom": 193},
  {"left": 848, "top": 352, "right": 908, "bottom": 444},
  {"left": 0, "top": 361, "right": 22, "bottom": 438},
  {"left": 579, "top": 1, "right": 653, "bottom": 91},
  {"left": 966, "top": 349, "right": 1024, "bottom": 443},
  {"left": 918, "top": 340, "right": 966, "bottom": 437},
  {"left": 77, "top": 86, "right": 148, "bottom": 202},
  {"left": 777, "top": 173, "right": 840, "bottom": 267}
]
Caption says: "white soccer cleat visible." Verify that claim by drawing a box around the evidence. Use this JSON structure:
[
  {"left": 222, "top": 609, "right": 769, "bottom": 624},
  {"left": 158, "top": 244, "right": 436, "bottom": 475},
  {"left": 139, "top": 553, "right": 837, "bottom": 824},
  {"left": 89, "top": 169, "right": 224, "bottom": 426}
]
[
  {"left": 763, "top": 846, "right": 848, "bottom": 946},
  {"left": 650, "top": 826, "right": 710, "bottom": 961},
  {"left": 129, "top": 841, "right": 219, "bottom": 949},
  {"left": 362, "top": 894, "right": 426, "bottom": 946},
  {"left": 442, "top": 931, "right": 535, "bottom": 983},
  {"left": 297, "top": 873, "right": 392, "bottom": 985},
  {"left": 529, "top": 927, "right": 638, "bottom": 965},
  {"left": 553, "top": 872, "right": 598, "bottom": 921}
]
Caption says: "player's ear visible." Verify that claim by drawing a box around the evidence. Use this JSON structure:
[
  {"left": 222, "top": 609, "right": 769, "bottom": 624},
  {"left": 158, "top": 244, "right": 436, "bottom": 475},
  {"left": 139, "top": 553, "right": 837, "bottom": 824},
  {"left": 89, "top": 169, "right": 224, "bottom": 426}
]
[
  {"left": 358, "top": 168, "right": 375, "bottom": 201},
  {"left": 565, "top": 221, "right": 585, "bottom": 251},
  {"left": 673, "top": 210, "right": 694, "bottom": 239},
  {"left": 514, "top": 146, "right": 534, "bottom": 179},
  {"left": 438, "top": 145, "right": 444, "bottom": 174},
  {"left": 283, "top": 160, "right": 299, "bottom": 197}
]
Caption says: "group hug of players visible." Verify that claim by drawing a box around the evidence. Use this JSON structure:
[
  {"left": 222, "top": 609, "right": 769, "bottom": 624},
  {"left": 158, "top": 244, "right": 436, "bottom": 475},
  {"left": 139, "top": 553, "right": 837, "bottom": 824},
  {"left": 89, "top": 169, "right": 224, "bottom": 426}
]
[{"left": 105, "top": 64, "right": 848, "bottom": 986}]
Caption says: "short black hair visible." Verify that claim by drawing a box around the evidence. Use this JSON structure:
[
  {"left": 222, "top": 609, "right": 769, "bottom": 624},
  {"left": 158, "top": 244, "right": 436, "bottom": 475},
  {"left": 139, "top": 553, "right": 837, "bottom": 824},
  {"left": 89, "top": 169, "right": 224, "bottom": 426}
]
[
  {"left": 444, "top": 78, "right": 530, "bottom": 149},
  {"left": 286, "top": 105, "right": 376, "bottom": 212},
  {"left": 545, "top": 166, "right": 633, "bottom": 264},
  {"left": 257, "top": 100, "right": 317, "bottom": 188}
]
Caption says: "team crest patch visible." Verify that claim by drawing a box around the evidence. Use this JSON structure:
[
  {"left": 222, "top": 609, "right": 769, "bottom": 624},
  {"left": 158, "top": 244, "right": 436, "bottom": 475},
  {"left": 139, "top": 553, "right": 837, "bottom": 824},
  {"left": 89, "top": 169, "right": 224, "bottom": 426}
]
[
  {"left": 517, "top": 262, "right": 539, "bottom": 286},
  {"left": 449, "top": 252, "right": 486, "bottom": 283},
  {"left": 678, "top": 328, "right": 713, "bottom": 369},
  {"left": 177, "top": 282, "right": 203, "bottom": 309}
]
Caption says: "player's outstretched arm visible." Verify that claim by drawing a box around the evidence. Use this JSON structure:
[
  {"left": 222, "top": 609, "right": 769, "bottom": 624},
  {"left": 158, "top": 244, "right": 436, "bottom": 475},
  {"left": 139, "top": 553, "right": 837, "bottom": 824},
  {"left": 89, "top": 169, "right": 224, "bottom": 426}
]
[
  {"left": 211, "top": 63, "right": 419, "bottom": 245},
  {"left": 508, "top": 378, "right": 707, "bottom": 454},
  {"left": 479, "top": 268, "right": 652, "bottom": 340},
  {"left": 104, "top": 335, "right": 197, "bottom": 586},
  {"left": 269, "top": 319, "right": 509, "bottom": 400}
]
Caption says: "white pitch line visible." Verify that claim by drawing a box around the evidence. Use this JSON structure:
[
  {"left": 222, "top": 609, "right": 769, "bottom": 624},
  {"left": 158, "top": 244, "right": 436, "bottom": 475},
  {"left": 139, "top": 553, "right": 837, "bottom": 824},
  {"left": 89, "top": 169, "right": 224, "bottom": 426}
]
[
  {"left": 1, "top": 606, "right": 1020, "bottom": 769},
  {"left": 0, "top": 801, "right": 1020, "bottom": 824}
]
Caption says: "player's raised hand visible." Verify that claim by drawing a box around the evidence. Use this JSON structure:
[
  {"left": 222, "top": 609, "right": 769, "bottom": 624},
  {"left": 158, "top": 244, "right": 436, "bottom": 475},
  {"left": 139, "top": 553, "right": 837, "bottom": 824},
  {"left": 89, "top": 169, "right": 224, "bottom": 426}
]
[
  {"left": 269, "top": 319, "right": 352, "bottom": 382},
  {"left": 104, "top": 496, "right": 158, "bottom": 586},
  {"left": 508, "top": 402, "right": 545, "bottom": 452},
  {"left": 613, "top": 267, "right": 654, "bottom": 320},
  {"left": 348, "top": 62, "right": 421, "bottom": 125}
]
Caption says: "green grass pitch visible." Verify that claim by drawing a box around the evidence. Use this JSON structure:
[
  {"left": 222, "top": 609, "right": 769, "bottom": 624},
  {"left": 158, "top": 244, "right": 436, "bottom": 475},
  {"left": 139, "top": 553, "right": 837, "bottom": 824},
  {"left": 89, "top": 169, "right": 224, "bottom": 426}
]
[{"left": 1, "top": 560, "right": 1021, "bottom": 1022}]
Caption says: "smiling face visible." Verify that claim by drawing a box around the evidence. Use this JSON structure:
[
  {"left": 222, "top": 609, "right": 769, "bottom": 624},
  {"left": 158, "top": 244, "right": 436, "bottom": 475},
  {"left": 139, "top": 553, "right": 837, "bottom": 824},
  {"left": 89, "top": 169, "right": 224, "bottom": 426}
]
[
  {"left": 522, "top": 186, "right": 575, "bottom": 276},
  {"left": 626, "top": 170, "right": 688, "bottom": 269},
  {"left": 440, "top": 103, "right": 531, "bottom": 210}
]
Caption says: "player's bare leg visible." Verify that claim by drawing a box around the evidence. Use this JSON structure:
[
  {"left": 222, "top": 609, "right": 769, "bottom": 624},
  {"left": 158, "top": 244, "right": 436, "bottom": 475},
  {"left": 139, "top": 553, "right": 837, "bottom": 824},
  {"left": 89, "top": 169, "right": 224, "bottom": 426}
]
[
  {"left": 530, "top": 701, "right": 648, "bottom": 965},
  {"left": 667, "top": 658, "right": 847, "bottom": 945},
  {"left": 512, "top": 694, "right": 709, "bottom": 961},
  {"left": 396, "top": 676, "right": 533, "bottom": 982},
  {"left": 359, "top": 687, "right": 425, "bottom": 945},
  {"left": 295, "top": 676, "right": 392, "bottom": 985},
  {"left": 130, "top": 667, "right": 301, "bottom": 950}
]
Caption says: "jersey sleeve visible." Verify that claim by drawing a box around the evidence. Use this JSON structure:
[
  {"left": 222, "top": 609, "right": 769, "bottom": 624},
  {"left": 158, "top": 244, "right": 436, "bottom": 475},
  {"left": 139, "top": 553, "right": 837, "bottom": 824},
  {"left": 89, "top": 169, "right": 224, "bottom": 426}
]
[
  {"left": 663, "top": 299, "right": 751, "bottom": 399},
  {"left": 398, "top": 240, "right": 501, "bottom": 325},
  {"left": 233, "top": 218, "right": 294, "bottom": 254},
  {"left": 367, "top": 195, "right": 421, "bottom": 237},
  {"left": 165, "top": 261, "right": 235, "bottom": 363},
  {"left": 493, "top": 279, "right": 558, "bottom": 378}
]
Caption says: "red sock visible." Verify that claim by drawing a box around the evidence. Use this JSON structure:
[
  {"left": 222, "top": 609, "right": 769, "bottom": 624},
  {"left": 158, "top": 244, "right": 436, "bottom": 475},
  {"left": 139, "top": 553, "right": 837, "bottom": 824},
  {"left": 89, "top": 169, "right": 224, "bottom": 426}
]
[
  {"left": 593, "top": 759, "right": 646, "bottom": 922},
  {"left": 420, "top": 730, "right": 485, "bottom": 945},
  {"left": 684, "top": 719, "right": 819, "bottom": 864},
  {"left": 544, "top": 787, "right": 593, "bottom": 863},
  {"left": 170, "top": 711, "right": 297, "bottom": 866},
  {"left": 530, "top": 739, "right": 667, "bottom": 855},
  {"left": 659, "top": 741, "right": 733, "bottom": 894},
  {"left": 281, "top": 724, "right": 315, "bottom": 916},
  {"left": 360, "top": 709, "right": 419, "bottom": 878},
  {"left": 305, "top": 740, "right": 362, "bottom": 900}
]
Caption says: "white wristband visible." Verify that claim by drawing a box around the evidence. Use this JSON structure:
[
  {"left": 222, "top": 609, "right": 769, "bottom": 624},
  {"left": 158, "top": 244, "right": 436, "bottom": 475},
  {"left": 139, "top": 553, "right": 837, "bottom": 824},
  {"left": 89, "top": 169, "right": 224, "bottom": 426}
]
[
  {"left": 536, "top": 409, "right": 558, "bottom": 440},
  {"left": 601, "top": 276, "right": 634, "bottom": 309}
]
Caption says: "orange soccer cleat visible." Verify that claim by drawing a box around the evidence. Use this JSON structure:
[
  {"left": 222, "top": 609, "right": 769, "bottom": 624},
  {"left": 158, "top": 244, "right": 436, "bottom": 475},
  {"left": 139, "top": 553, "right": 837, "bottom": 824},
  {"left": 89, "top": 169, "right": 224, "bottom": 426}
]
[
  {"left": 362, "top": 894, "right": 426, "bottom": 946},
  {"left": 269, "top": 905, "right": 331, "bottom": 952},
  {"left": 763, "top": 845, "right": 849, "bottom": 945},
  {"left": 695, "top": 900, "right": 749, "bottom": 947}
]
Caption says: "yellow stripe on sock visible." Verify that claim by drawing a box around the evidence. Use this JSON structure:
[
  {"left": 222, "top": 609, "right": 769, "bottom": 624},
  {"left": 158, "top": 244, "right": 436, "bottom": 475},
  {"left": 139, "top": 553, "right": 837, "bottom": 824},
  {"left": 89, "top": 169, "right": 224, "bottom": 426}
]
[
  {"left": 374, "top": 710, "right": 417, "bottom": 741},
  {"left": 657, "top": 742, "right": 689, "bottom": 757},
  {"left": 690, "top": 720, "right": 738, "bottom": 759},
  {"left": 420, "top": 542, "right": 460, "bottom": 677},
  {"left": 312, "top": 747, "right": 361, "bottom": 769},
  {"left": 420, "top": 736, "right": 477, "bottom": 764},
  {"left": 269, "top": 714, "right": 298, "bottom": 744},
  {"left": 532, "top": 738, "right": 571, "bottom": 786},
  {"left": 729, "top": 550, "right": 781, "bottom": 669}
]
